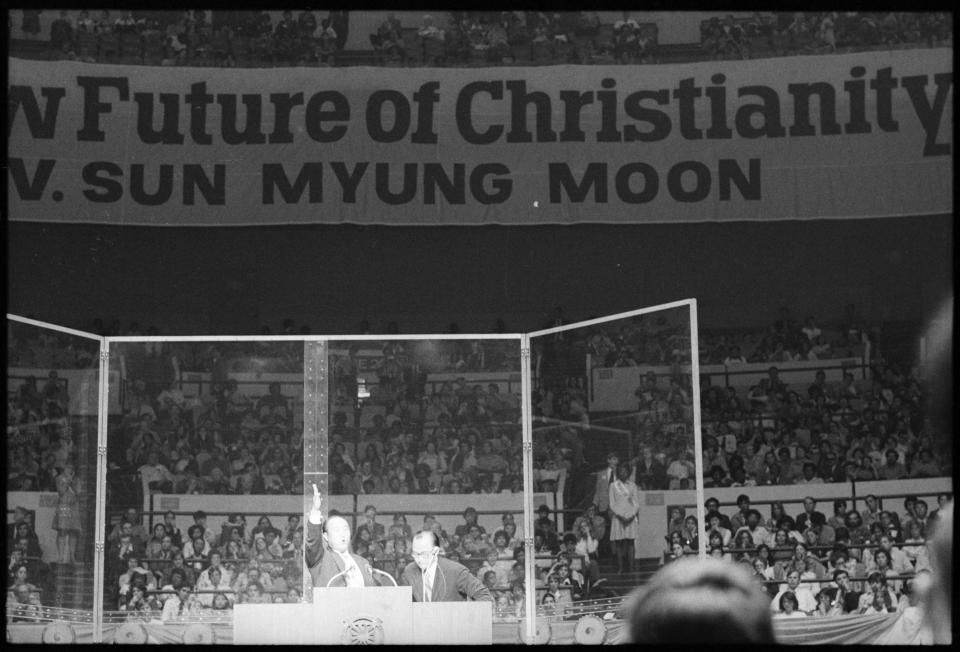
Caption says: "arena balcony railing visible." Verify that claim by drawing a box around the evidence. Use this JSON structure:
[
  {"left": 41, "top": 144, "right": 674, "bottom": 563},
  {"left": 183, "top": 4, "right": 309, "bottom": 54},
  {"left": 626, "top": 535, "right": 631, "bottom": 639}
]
[
  {"left": 136, "top": 506, "right": 525, "bottom": 534},
  {"left": 674, "top": 488, "right": 948, "bottom": 521}
]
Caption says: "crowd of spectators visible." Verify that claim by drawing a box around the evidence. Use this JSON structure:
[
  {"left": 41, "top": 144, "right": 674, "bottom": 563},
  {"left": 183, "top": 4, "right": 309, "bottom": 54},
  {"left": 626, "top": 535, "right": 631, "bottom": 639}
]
[
  {"left": 101, "top": 507, "right": 305, "bottom": 618},
  {"left": 6, "top": 506, "right": 51, "bottom": 619},
  {"left": 700, "top": 12, "right": 952, "bottom": 60},
  {"left": 660, "top": 492, "right": 952, "bottom": 618},
  {"left": 31, "top": 9, "right": 350, "bottom": 67},
  {"left": 373, "top": 11, "right": 656, "bottom": 67},
  {"left": 693, "top": 354, "right": 949, "bottom": 488},
  {"left": 14, "top": 11, "right": 949, "bottom": 68},
  {"left": 106, "top": 336, "right": 525, "bottom": 500},
  {"left": 327, "top": 340, "right": 524, "bottom": 496},
  {"left": 531, "top": 302, "right": 949, "bottom": 493},
  {"left": 87, "top": 501, "right": 597, "bottom": 621}
]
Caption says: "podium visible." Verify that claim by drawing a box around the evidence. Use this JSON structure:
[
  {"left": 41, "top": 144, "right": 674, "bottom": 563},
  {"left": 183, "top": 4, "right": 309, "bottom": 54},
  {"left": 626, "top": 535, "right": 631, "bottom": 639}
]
[{"left": 234, "top": 587, "right": 492, "bottom": 645}]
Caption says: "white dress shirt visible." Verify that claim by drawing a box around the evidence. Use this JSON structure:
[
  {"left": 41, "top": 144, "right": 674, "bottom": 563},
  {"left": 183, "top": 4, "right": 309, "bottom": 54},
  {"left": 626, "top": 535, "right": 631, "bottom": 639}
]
[
  {"left": 335, "top": 550, "right": 364, "bottom": 588},
  {"left": 421, "top": 559, "right": 438, "bottom": 602}
]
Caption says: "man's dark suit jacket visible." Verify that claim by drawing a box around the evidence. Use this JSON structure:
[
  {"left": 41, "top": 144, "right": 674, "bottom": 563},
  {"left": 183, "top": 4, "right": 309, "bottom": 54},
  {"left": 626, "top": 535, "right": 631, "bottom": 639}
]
[
  {"left": 400, "top": 556, "right": 493, "bottom": 602},
  {"left": 305, "top": 520, "right": 378, "bottom": 588},
  {"left": 823, "top": 587, "right": 862, "bottom": 614}
]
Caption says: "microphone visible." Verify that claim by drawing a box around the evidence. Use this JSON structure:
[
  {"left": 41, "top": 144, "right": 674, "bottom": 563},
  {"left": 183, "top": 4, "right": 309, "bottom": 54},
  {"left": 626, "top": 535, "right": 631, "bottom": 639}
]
[
  {"left": 370, "top": 567, "right": 398, "bottom": 587},
  {"left": 325, "top": 569, "right": 350, "bottom": 588}
]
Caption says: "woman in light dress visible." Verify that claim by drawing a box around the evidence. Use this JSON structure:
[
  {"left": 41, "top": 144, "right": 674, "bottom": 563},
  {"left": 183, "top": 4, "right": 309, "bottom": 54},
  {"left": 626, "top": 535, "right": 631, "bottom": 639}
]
[
  {"left": 52, "top": 464, "right": 82, "bottom": 563},
  {"left": 609, "top": 463, "right": 640, "bottom": 574}
]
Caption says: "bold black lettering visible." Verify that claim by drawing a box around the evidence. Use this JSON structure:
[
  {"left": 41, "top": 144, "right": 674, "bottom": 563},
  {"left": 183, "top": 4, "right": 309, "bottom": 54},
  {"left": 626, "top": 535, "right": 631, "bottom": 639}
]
[
  {"left": 423, "top": 163, "right": 466, "bottom": 204},
  {"left": 330, "top": 162, "right": 368, "bottom": 203},
  {"left": 902, "top": 72, "right": 952, "bottom": 157},
  {"left": 130, "top": 164, "right": 173, "bottom": 206},
  {"left": 870, "top": 67, "right": 899, "bottom": 132},
  {"left": 673, "top": 78, "right": 703, "bottom": 140},
  {"left": 185, "top": 82, "right": 214, "bottom": 145},
  {"left": 305, "top": 92, "right": 349, "bottom": 143},
  {"left": 844, "top": 66, "right": 871, "bottom": 135},
  {"left": 718, "top": 158, "right": 761, "bottom": 200},
  {"left": 787, "top": 82, "right": 841, "bottom": 136},
  {"left": 549, "top": 163, "right": 607, "bottom": 203},
  {"left": 375, "top": 163, "right": 417, "bottom": 204},
  {"left": 614, "top": 162, "right": 658, "bottom": 203},
  {"left": 735, "top": 86, "right": 786, "bottom": 138},
  {"left": 77, "top": 76, "right": 129, "bottom": 141},
  {"left": 456, "top": 81, "right": 504, "bottom": 145},
  {"left": 667, "top": 161, "right": 711, "bottom": 202},
  {"left": 558, "top": 90, "right": 593, "bottom": 142},
  {"left": 705, "top": 74, "right": 733, "bottom": 139},
  {"left": 8, "top": 158, "right": 56, "bottom": 200},
  {"left": 134, "top": 92, "right": 185, "bottom": 144},
  {"left": 82, "top": 161, "right": 124, "bottom": 202},
  {"left": 262, "top": 162, "right": 323, "bottom": 203},
  {"left": 366, "top": 90, "right": 411, "bottom": 143},
  {"left": 623, "top": 90, "right": 671, "bottom": 142},
  {"left": 217, "top": 94, "right": 266, "bottom": 145},
  {"left": 184, "top": 164, "right": 225, "bottom": 205},
  {"left": 269, "top": 92, "right": 304, "bottom": 144},
  {"left": 469, "top": 163, "right": 511, "bottom": 204},
  {"left": 506, "top": 80, "right": 556, "bottom": 143},
  {"left": 411, "top": 82, "right": 440, "bottom": 144},
  {"left": 597, "top": 78, "right": 620, "bottom": 142},
  {"left": 8, "top": 86, "right": 66, "bottom": 139}
]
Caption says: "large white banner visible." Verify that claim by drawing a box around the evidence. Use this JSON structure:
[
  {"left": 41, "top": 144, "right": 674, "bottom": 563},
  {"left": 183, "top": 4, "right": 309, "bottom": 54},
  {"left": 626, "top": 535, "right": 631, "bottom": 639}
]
[{"left": 8, "top": 50, "right": 952, "bottom": 225}]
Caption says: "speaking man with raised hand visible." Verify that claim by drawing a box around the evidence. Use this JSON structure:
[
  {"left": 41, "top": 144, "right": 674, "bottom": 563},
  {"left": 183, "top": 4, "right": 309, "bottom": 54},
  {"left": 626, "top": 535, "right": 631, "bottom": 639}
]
[{"left": 305, "top": 482, "right": 377, "bottom": 588}]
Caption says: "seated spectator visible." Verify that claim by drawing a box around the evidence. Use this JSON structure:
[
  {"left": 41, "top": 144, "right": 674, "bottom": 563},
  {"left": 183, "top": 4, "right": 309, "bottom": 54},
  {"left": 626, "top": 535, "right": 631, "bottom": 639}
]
[
  {"left": 877, "top": 448, "right": 908, "bottom": 479},
  {"left": 771, "top": 568, "right": 816, "bottom": 613},
  {"left": 734, "top": 509, "right": 773, "bottom": 548},
  {"left": 120, "top": 583, "right": 161, "bottom": 619},
  {"left": 774, "top": 591, "right": 808, "bottom": 618},
  {"left": 705, "top": 511, "right": 733, "bottom": 547},
  {"left": 139, "top": 451, "right": 175, "bottom": 494},
  {"left": 6, "top": 584, "right": 42, "bottom": 622},
  {"left": 49, "top": 10, "right": 75, "bottom": 56},
  {"left": 7, "top": 564, "right": 41, "bottom": 600},
  {"left": 114, "top": 10, "right": 137, "bottom": 34},
  {"left": 118, "top": 557, "right": 156, "bottom": 606},
  {"left": 196, "top": 565, "right": 235, "bottom": 606},
  {"left": 857, "top": 572, "right": 898, "bottom": 614},
  {"left": 161, "top": 584, "right": 200, "bottom": 621},
  {"left": 729, "top": 494, "right": 752, "bottom": 532}
]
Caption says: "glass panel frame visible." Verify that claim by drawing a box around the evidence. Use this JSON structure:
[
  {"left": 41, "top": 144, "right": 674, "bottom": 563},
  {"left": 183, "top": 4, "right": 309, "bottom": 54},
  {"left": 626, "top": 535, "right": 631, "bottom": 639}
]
[
  {"left": 524, "top": 299, "right": 703, "bottom": 632},
  {"left": 320, "top": 335, "right": 529, "bottom": 619},
  {"left": 6, "top": 304, "right": 701, "bottom": 643},
  {"left": 6, "top": 314, "right": 106, "bottom": 638}
]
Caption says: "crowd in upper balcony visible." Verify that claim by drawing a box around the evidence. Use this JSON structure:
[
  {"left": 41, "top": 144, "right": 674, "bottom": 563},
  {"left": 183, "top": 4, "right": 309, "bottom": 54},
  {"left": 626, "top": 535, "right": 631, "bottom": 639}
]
[
  {"left": 700, "top": 11, "right": 952, "bottom": 60},
  {"left": 11, "top": 10, "right": 951, "bottom": 69}
]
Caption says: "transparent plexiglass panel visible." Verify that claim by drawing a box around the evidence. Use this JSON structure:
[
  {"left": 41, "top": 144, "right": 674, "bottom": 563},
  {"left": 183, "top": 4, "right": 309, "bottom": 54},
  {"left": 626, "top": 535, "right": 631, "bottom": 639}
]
[
  {"left": 7, "top": 318, "right": 102, "bottom": 617},
  {"left": 103, "top": 339, "right": 305, "bottom": 622},
  {"left": 529, "top": 304, "right": 697, "bottom": 613},
  {"left": 325, "top": 337, "right": 526, "bottom": 624}
]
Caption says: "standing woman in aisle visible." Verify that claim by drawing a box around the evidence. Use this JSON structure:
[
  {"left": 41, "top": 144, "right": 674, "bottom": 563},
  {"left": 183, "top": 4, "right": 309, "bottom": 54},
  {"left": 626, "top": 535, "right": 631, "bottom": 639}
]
[
  {"left": 53, "top": 464, "right": 82, "bottom": 563},
  {"left": 609, "top": 462, "right": 641, "bottom": 574}
]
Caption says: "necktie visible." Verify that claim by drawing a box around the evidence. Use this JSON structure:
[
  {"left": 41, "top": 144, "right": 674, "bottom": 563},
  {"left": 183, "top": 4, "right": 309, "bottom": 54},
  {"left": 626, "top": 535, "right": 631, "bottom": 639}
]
[{"left": 422, "top": 571, "right": 432, "bottom": 602}]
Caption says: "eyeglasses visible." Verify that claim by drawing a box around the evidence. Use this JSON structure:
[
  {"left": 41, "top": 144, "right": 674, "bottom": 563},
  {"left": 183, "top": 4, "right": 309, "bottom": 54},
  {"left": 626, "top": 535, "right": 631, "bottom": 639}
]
[{"left": 412, "top": 550, "right": 437, "bottom": 559}]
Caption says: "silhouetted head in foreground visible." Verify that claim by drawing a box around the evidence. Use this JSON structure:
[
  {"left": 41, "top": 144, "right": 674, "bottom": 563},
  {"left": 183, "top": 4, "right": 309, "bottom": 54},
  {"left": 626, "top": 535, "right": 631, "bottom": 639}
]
[{"left": 622, "top": 557, "right": 775, "bottom": 643}]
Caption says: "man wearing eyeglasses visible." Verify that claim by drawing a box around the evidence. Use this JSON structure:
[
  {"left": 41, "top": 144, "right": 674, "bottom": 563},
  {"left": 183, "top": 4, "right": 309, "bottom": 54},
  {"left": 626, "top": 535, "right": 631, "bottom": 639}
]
[{"left": 401, "top": 530, "right": 492, "bottom": 603}]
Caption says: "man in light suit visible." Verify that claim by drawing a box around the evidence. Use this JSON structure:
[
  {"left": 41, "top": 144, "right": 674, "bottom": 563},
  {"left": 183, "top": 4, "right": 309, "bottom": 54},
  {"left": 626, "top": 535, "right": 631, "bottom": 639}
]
[
  {"left": 305, "top": 483, "right": 378, "bottom": 588},
  {"left": 401, "top": 530, "right": 492, "bottom": 603}
]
